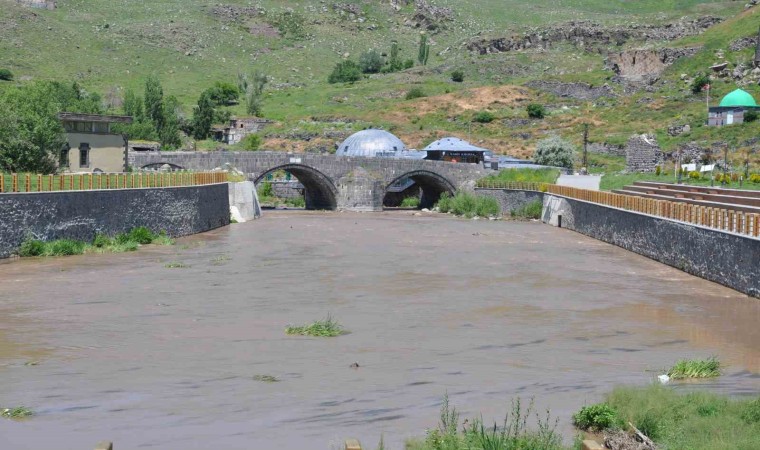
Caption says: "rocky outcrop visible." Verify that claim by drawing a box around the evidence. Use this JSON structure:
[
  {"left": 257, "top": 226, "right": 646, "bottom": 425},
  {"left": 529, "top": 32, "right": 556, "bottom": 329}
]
[
  {"left": 588, "top": 142, "right": 626, "bottom": 157},
  {"left": 606, "top": 47, "right": 701, "bottom": 82},
  {"left": 15, "top": 0, "right": 55, "bottom": 10},
  {"left": 407, "top": 0, "right": 454, "bottom": 31},
  {"left": 467, "top": 17, "right": 720, "bottom": 55},
  {"left": 625, "top": 134, "right": 662, "bottom": 172},
  {"left": 667, "top": 124, "right": 691, "bottom": 136},
  {"left": 525, "top": 80, "right": 616, "bottom": 100},
  {"left": 210, "top": 5, "right": 264, "bottom": 22}
]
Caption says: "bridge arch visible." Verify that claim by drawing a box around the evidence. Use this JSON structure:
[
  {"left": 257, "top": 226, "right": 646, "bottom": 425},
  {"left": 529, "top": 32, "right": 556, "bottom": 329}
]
[
  {"left": 385, "top": 170, "right": 457, "bottom": 209},
  {"left": 253, "top": 164, "right": 338, "bottom": 210},
  {"left": 140, "top": 162, "right": 185, "bottom": 171}
]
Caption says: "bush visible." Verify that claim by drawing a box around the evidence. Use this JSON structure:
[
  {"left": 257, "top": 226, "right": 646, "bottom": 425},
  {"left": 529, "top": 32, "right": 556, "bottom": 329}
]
[
  {"left": 511, "top": 200, "right": 543, "bottom": 219},
  {"left": 328, "top": 60, "right": 362, "bottom": 84},
  {"left": 526, "top": 103, "right": 546, "bottom": 119},
  {"left": 242, "top": 133, "right": 262, "bottom": 151},
  {"left": 92, "top": 234, "right": 112, "bottom": 248},
  {"left": 435, "top": 192, "right": 500, "bottom": 218},
  {"left": 691, "top": 73, "right": 709, "bottom": 94},
  {"left": 744, "top": 110, "right": 758, "bottom": 123},
  {"left": 18, "top": 239, "right": 44, "bottom": 257},
  {"left": 472, "top": 111, "right": 495, "bottom": 123},
  {"left": 749, "top": 173, "right": 760, "bottom": 183},
  {"left": 126, "top": 226, "right": 156, "bottom": 245},
  {"left": 451, "top": 70, "right": 464, "bottom": 83},
  {"left": 359, "top": 49, "right": 384, "bottom": 74},
  {"left": 405, "top": 87, "right": 427, "bottom": 100},
  {"left": 47, "top": 239, "right": 85, "bottom": 256},
  {"left": 572, "top": 403, "right": 622, "bottom": 431},
  {"left": 688, "top": 170, "right": 701, "bottom": 179},
  {"left": 403, "top": 59, "right": 415, "bottom": 69},
  {"left": 0, "top": 69, "right": 13, "bottom": 81},
  {"left": 655, "top": 165, "right": 661, "bottom": 176},
  {"left": 533, "top": 136, "right": 576, "bottom": 169},
  {"left": 401, "top": 196, "right": 420, "bottom": 208}
]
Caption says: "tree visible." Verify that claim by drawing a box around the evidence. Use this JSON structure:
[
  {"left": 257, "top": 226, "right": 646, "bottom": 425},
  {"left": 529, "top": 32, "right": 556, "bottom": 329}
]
[
  {"left": 691, "top": 73, "right": 709, "bottom": 94},
  {"left": 451, "top": 70, "right": 464, "bottom": 83},
  {"left": 359, "top": 49, "right": 384, "bottom": 74},
  {"left": 418, "top": 33, "right": 430, "bottom": 66},
  {"left": 744, "top": 110, "right": 758, "bottom": 123},
  {"left": 144, "top": 75, "right": 165, "bottom": 132},
  {"left": 526, "top": 103, "right": 546, "bottom": 119},
  {"left": 244, "top": 72, "right": 268, "bottom": 116},
  {"left": 241, "top": 133, "right": 262, "bottom": 151},
  {"left": 160, "top": 95, "right": 182, "bottom": 149},
  {"left": 191, "top": 90, "right": 214, "bottom": 140},
  {"left": 122, "top": 89, "right": 144, "bottom": 121},
  {"left": 207, "top": 81, "right": 239, "bottom": 106},
  {"left": 328, "top": 60, "right": 362, "bottom": 84},
  {"left": 533, "top": 135, "right": 576, "bottom": 169},
  {"left": 387, "top": 41, "right": 403, "bottom": 72},
  {"left": 0, "top": 82, "right": 69, "bottom": 174}
]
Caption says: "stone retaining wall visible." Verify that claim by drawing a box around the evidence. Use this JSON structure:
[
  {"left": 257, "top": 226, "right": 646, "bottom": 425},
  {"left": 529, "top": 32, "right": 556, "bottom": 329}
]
[
  {"left": 473, "top": 188, "right": 545, "bottom": 214},
  {"left": 0, "top": 184, "right": 230, "bottom": 259}
]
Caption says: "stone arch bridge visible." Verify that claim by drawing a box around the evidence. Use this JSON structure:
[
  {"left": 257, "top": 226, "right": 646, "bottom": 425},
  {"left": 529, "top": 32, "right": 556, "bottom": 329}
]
[{"left": 131, "top": 152, "right": 487, "bottom": 211}]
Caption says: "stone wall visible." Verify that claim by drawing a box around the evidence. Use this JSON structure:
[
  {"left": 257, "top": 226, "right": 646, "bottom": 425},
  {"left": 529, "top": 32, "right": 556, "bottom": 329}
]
[
  {"left": 588, "top": 142, "right": 626, "bottom": 157},
  {"left": 625, "top": 134, "right": 663, "bottom": 172},
  {"left": 0, "top": 184, "right": 230, "bottom": 259},
  {"left": 541, "top": 194, "right": 760, "bottom": 297},
  {"left": 473, "top": 189, "right": 544, "bottom": 214}
]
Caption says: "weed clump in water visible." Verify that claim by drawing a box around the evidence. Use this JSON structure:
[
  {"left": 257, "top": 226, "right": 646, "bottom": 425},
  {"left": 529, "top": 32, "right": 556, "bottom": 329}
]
[
  {"left": 165, "top": 262, "right": 190, "bottom": 269},
  {"left": 286, "top": 315, "right": 347, "bottom": 337},
  {"left": 667, "top": 356, "right": 720, "bottom": 379},
  {"left": 252, "top": 374, "right": 279, "bottom": 382},
  {"left": 1, "top": 406, "right": 33, "bottom": 419}
]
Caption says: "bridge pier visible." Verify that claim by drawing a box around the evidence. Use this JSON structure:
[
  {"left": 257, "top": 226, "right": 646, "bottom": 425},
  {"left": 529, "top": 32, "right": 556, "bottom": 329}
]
[{"left": 336, "top": 168, "right": 383, "bottom": 212}]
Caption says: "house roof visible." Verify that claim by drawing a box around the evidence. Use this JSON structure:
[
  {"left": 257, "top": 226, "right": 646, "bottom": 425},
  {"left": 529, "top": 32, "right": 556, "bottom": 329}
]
[
  {"left": 718, "top": 89, "right": 758, "bottom": 108},
  {"left": 423, "top": 137, "right": 489, "bottom": 152},
  {"left": 58, "top": 112, "right": 133, "bottom": 123}
]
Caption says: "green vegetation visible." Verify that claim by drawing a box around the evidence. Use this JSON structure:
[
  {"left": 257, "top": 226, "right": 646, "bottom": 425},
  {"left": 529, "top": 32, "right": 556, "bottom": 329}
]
[
  {"left": 472, "top": 111, "right": 495, "bottom": 123},
  {"left": 164, "top": 262, "right": 189, "bottom": 269},
  {"left": 511, "top": 200, "right": 543, "bottom": 220},
  {"left": 533, "top": 136, "right": 575, "bottom": 169},
  {"left": 436, "top": 192, "right": 501, "bottom": 218},
  {"left": 0, "top": 69, "right": 13, "bottom": 81},
  {"left": 360, "top": 49, "right": 385, "bottom": 74},
  {"left": 526, "top": 103, "right": 546, "bottom": 119},
  {"left": 405, "top": 87, "right": 427, "bottom": 100},
  {"left": 451, "top": 70, "right": 464, "bottom": 83},
  {"left": 17, "top": 227, "right": 173, "bottom": 257},
  {"left": 572, "top": 403, "right": 622, "bottom": 431},
  {"left": 418, "top": 33, "right": 430, "bottom": 66},
  {"left": 480, "top": 168, "right": 560, "bottom": 184},
  {"left": 328, "top": 60, "right": 362, "bottom": 84},
  {"left": 667, "top": 357, "right": 721, "bottom": 379},
  {"left": 401, "top": 196, "right": 421, "bottom": 208},
  {"left": 191, "top": 89, "right": 215, "bottom": 139},
  {"left": 286, "top": 315, "right": 347, "bottom": 337},
  {"left": 1, "top": 407, "right": 33, "bottom": 419},
  {"left": 691, "top": 73, "right": 710, "bottom": 94},
  {"left": 241, "top": 134, "right": 262, "bottom": 151},
  {"left": 600, "top": 172, "right": 760, "bottom": 192},
  {"left": 407, "top": 395, "right": 565, "bottom": 450},
  {"left": 606, "top": 384, "right": 760, "bottom": 450},
  {"left": 252, "top": 374, "right": 280, "bottom": 383}
]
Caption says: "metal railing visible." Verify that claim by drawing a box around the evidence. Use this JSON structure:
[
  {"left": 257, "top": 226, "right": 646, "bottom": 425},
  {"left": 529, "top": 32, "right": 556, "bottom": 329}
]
[
  {"left": 0, "top": 172, "right": 227, "bottom": 193},
  {"left": 478, "top": 181, "right": 760, "bottom": 238}
]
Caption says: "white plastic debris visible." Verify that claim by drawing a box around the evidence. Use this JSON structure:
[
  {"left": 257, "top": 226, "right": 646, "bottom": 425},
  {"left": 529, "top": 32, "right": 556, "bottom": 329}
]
[{"left": 658, "top": 374, "right": 670, "bottom": 384}]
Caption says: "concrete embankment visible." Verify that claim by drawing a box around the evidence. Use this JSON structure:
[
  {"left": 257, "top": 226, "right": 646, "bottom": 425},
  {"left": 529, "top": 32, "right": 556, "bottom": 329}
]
[
  {"left": 475, "top": 188, "right": 760, "bottom": 297},
  {"left": 0, "top": 183, "right": 230, "bottom": 258}
]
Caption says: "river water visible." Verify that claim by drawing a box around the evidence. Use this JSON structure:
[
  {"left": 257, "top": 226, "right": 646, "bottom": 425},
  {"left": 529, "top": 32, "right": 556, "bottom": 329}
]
[{"left": 1, "top": 212, "right": 758, "bottom": 450}]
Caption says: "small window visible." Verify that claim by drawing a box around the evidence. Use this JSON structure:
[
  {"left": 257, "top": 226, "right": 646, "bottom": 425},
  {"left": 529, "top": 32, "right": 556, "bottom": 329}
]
[
  {"left": 79, "top": 143, "right": 90, "bottom": 168},
  {"left": 59, "top": 145, "right": 70, "bottom": 167}
]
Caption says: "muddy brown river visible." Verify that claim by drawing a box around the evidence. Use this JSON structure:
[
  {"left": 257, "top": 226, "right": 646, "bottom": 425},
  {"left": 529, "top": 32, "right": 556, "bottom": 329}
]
[{"left": 1, "top": 211, "right": 758, "bottom": 450}]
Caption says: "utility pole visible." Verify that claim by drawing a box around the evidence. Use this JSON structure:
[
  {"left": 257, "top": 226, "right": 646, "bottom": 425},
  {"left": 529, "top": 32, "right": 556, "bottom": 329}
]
[{"left": 582, "top": 123, "right": 589, "bottom": 171}]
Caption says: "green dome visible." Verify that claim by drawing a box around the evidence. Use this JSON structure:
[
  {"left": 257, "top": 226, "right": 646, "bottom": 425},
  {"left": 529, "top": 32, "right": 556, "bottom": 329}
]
[{"left": 718, "top": 89, "right": 758, "bottom": 108}]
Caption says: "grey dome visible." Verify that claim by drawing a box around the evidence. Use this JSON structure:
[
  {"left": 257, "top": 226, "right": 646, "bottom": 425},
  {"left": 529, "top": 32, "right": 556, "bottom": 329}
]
[
  {"left": 423, "top": 137, "right": 488, "bottom": 152},
  {"left": 337, "top": 129, "right": 406, "bottom": 157}
]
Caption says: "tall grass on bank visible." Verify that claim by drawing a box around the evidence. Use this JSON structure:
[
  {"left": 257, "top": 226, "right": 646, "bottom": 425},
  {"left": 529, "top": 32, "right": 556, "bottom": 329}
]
[
  {"left": 606, "top": 385, "right": 760, "bottom": 450},
  {"left": 18, "top": 227, "right": 174, "bottom": 257},
  {"left": 436, "top": 192, "right": 500, "bottom": 218},
  {"left": 406, "top": 395, "right": 566, "bottom": 450},
  {"left": 510, "top": 200, "right": 543, "bottom": 220},
  {"left": 285, "top": 315, "right": 347, "bottom": 337},
  {"left": 401, "top": 196, "right": 421, "bottom": 208},
  {"left": 667, "top": 357, "right": 721, "bottom": 379},
  {"left": 480, "top": 168, "right": 560, "bottom": 185}
]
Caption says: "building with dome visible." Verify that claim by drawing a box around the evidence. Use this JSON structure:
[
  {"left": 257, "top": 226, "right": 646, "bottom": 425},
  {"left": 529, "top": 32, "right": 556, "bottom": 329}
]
[
  {"left": 707, "top": 88, "right": 760, "bottom": 126},
  {"left": 336, "top": 129, "right": 407, "bottom": 157}
]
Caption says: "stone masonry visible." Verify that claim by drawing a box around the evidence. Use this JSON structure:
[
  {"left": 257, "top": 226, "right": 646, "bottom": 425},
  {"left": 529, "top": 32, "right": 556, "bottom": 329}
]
[
  {"left": 131, "top": 152, "right": 486, "bottom": 211},
  {"left": 625, "top": 134, "right": 663, "bottom": 172}
]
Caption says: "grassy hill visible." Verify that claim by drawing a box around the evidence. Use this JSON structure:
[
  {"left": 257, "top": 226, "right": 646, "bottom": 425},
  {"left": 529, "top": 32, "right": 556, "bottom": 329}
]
[{"left": 2, "top": 0, "right": 759, "bottom": 167}]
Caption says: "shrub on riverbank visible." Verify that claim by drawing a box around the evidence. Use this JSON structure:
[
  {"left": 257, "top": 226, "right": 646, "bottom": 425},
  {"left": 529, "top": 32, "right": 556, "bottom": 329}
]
[
  {"left": 572, "top": 403, "right": 622, "bottom": 431},
  {"left": 406, "top": 395, "right": 565, "bottom": 450},
  {"left": 18, "top": 227, "right": 174, "bottom": 257},
  {"left": 401, "top": 196, "right": 420, "bottom": 208},
  {"left": 436, "top": 192, "right": 500, "bottom": 218},
  {"left": 511, "top": 200, "right": 543, "bottom": 219},
  {"left": 480, "top": 168, "right": 560, "bottom": 185}
]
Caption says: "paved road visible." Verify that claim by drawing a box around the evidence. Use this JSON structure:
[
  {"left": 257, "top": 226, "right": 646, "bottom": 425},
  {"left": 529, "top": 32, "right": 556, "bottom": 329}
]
[{"left": 557, "top": 174, "right": 602, "bottom": 190}]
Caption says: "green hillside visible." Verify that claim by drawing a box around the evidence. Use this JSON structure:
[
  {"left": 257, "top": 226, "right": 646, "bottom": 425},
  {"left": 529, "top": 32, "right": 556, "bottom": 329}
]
[{"left": 1, "top": 0, "right": 758, "bottom": 164}]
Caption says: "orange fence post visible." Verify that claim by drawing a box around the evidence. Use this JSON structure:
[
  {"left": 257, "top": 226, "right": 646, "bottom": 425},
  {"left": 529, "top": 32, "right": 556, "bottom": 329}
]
[
  {"left": 37, "top": 174, "right": 42, "bottom": 192},
  {"left": 12, "top": 173, "right": 18, "bottom": 192}
]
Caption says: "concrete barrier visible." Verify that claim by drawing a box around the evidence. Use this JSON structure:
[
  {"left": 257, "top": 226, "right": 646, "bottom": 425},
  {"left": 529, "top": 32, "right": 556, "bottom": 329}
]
[
  {"left": 228, "top": 181, "right": 261, "bottom": 222},
  {"left": 0, "top": 184, "right": 230, "bottom": 259}
]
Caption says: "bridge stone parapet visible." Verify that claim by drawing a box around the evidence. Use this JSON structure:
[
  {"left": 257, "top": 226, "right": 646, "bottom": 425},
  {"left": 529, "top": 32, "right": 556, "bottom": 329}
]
[{"left": 131, "top": 151, "right": 487, "bottom": 210}]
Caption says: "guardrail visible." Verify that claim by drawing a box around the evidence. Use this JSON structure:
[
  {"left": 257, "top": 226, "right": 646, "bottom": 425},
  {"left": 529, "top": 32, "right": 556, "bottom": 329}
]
[
  {"left": 0, "top": 172, "right": 227, "bottom": 193},
  {"left": 477, "top": 181, "right": 760, "bottom": 238}
]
